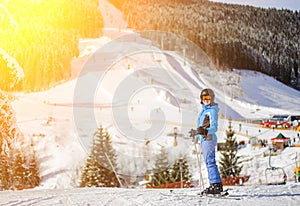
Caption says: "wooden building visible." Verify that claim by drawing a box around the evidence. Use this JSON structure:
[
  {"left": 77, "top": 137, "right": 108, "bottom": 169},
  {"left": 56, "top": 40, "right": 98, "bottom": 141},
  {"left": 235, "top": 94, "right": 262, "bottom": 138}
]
[{"left": 271, "top": 133, "right": 290, "bottom": 150}]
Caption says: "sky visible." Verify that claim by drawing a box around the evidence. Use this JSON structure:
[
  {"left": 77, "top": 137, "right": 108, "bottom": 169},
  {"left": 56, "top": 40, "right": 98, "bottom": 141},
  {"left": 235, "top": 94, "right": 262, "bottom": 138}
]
[{"left": 210, "top": 0, "right": 300, "bottom": 11}]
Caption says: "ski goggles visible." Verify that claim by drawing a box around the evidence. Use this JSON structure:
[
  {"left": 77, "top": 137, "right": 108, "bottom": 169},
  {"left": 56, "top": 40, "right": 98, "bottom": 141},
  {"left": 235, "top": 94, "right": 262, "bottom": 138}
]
[{"left": 201, "top": 95, "right": 211, "bottom": 101}]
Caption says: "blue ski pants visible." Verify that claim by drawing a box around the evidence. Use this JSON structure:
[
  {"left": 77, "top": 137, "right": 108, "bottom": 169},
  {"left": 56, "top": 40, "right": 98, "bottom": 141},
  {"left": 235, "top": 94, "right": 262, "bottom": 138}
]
[{"left": 201, "top": 139, "right": 222, "bottom": 184}]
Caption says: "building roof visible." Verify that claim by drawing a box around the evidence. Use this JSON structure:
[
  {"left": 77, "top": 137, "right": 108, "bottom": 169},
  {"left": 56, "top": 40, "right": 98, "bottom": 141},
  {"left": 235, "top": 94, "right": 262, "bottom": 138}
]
[{"left": 271, "top": 133, "right": 290, "bottom": 143}]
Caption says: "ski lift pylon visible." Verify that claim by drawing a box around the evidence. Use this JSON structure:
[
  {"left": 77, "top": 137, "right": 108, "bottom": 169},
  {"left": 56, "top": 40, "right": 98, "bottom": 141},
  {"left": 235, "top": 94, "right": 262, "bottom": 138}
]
[{"left": 167, "top": 127, "right": 184, "bottom": 147}]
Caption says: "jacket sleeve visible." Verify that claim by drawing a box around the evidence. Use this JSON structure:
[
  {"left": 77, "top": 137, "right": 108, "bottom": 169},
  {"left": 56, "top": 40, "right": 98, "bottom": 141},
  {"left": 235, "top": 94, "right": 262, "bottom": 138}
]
[
  {"left": 207, "top": 109, "right": 218, "bottom": 134},
  {"left": 197, "top": 112, "right": 201, "bottom": 127}
]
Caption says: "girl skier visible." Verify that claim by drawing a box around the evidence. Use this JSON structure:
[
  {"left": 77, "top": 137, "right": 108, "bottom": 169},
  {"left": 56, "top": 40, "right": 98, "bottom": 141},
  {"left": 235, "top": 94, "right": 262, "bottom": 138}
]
[{"left": 190, "top": 88, "right": 223, "bottom": 195}]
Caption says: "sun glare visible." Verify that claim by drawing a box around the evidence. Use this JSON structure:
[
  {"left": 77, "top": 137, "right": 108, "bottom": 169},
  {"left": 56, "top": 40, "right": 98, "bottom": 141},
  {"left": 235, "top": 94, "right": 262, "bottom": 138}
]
[{"left": 0, "top": 0, "right": 103, "bottom": 92}]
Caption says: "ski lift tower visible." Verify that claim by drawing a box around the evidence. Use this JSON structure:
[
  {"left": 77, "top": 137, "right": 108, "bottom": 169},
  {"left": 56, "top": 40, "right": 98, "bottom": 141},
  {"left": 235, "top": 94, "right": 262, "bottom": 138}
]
[
  {"left": 293, "top": 152, "right": 300, "bottom": 182},
  {"left": 167, "top": 127, "right": 184, "bottom": 147},
  {"left": 226, "top": 76, "right": 237, "bottom": 101}
]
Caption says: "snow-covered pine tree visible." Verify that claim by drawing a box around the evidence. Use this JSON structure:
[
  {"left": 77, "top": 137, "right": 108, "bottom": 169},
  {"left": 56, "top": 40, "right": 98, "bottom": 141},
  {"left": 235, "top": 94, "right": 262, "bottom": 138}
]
[
  {"left": 0, "top": 92, "right": 17, "bottom": 190},
  {"left": 80, "top": 155, "right": 104, "bottom": 187},
  {"left": 11, "top": 150, "right": 28, "bottom": 190},
  {"left": 169, "top": 156, "right": 191, "bottom": 185},
  {"left": 1, "top": 0, "right": 103, "bottom": 92},
  {"left": 219, "top": 121, "right": 242, "bottom": 178},
  {"left": 0, "top": 144, "right": 10, "bottom": 190},
  {"left": 27, "top": 149, "right": 41, "bottom": 188},
  {"left": 149, "top": 146, "right": 171, "bottom": 187},
  {"left": 0, "top": 91, "right": 20, "bottom": 145},
  {"left": 0, "top": 91, "right": 40, "bottom": 190},
  {"left": 80, "top": 126, "right": 120, "bottom": 187},
  {"left": 0, "top": 48, "right": 24, "bottom": 91}
]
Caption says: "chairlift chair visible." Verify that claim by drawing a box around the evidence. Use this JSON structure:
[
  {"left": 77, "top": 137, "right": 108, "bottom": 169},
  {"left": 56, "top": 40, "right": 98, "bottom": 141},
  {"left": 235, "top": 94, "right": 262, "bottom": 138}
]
[{"left": 265, "top": 147, "right": 287, "bottom": 185}]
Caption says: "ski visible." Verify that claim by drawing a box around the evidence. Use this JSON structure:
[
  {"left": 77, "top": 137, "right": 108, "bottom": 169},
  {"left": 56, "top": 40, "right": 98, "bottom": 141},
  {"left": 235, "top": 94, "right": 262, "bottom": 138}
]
[
  {"left": 161, "top": 189, "right": 241, "bottom": 200},
  {"left": 198, "top": 189, "right": 230, "bottom": 198}
]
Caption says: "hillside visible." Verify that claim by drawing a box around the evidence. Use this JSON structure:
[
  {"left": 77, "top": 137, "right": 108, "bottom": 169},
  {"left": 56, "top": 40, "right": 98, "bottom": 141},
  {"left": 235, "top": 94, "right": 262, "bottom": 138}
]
[
  {"left": 0, "top": 0, "right": 300, "bottom": 205},
  {"left": 5, "top": 32, "right": 300, "bottom": 205},
  {"left": 9, "top": 31, "right": 300, "bottom": 190},
  {"left": 115, "top": 0, "right": 300, "bottom": 89},
  {"left": 1, "top": 0, "right": 300, "bottom": 205}
]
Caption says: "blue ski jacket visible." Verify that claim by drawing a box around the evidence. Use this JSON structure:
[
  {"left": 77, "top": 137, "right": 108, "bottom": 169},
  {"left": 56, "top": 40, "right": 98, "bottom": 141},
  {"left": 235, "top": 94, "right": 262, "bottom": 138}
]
[{"left": 197, "top": 103, "right": 219, "bottom": 142}]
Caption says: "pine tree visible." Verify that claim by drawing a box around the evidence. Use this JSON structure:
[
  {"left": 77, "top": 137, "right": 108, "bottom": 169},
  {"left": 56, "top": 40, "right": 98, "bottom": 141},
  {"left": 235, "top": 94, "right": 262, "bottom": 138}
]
[
  {"left": 0, "top": 49, "right": 24, "bottom": 91},
  {"left": 27, "top": 150, "right": 41, "bottom": 188},
  {"left": 170, "top": 156, "right": 191, "bottom": 184},
  {"left": 80, "top": 155, "right": 105, "bottom": 187},
  {"left": 11, "top": 150, "right": 27, "bottom": 189},
  {"left": 0, "top": 91, "right": 20, "bottom": 147},
  {"left": 1, "top": 0, "right": 103, "bottom": 92},
  {"left": 0, "top": 149, "right": 10, "bottom": 190},
  {"left": 149, "top": 146, "right": 171, "bottom": 186},
  {"left": 219, "top": 121, "right": 242, "bottom": 178},
  {"left": 80, "top": 126, "right": 120, "bottom": 187},
  {"left": 0, "top": 92, "right": 17, "bottom": 190},
  {"left": 0, "top": 91, "right": 40, "bottom": 190}
]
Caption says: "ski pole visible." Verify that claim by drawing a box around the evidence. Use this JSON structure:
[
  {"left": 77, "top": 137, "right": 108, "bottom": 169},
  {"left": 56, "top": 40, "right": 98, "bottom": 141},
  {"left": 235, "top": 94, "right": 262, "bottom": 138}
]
[
  {"left": 193, "top": 136, "right": 204, "bottom": 190},
  {"left": 105, "top": 152, "right": 123, "bottom": 188}
]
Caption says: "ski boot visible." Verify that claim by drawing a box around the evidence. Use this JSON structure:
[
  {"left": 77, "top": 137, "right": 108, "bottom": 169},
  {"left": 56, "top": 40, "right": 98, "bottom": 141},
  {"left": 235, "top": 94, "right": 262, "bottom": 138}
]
[{"left": 200, "top": 183, "right": 223, "bottom": 196}]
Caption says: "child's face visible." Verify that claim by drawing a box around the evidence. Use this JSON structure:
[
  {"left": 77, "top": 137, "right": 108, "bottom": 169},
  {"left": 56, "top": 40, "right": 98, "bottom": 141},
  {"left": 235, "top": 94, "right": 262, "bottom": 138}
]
[{"left": 202, "top": 95, "right": 211, "bottom": 105}]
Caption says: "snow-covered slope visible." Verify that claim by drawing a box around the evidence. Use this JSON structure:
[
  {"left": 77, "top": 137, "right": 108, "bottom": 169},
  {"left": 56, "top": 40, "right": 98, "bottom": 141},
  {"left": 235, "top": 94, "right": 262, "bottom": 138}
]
[
  {"left": 1, "top": 183, "right": 300, "bottom": 206},
  {"left": 10, "top": 33, "right": 300, "bottom": 189},
  {"left": 3, "top": 0, "right": 300, "bottom": 205}
]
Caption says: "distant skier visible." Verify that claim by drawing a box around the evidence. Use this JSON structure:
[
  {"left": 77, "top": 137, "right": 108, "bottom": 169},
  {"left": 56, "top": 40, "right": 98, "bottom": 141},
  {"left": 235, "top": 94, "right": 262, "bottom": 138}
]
[{"left": 189, "top": 88, "right": 223, "bottom": 195}]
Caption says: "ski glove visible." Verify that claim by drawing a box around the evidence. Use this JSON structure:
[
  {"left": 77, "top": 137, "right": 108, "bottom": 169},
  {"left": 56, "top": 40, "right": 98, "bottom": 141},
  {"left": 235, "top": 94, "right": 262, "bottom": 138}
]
[
  {"left": 189, "top": 129, "right": 197, "bottom": 137},
  {"left": 197, "top": 126, "right": 207, "bottom": 136}
]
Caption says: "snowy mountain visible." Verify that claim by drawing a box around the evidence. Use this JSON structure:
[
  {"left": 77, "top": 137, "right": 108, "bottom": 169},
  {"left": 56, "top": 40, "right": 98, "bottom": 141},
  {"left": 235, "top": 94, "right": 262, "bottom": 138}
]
[
  {"left": 1, "top": 0, "right": 300, "bottom": 205},
  {"left": 5, "top": 29, "right": 300, "bottom": 204}
]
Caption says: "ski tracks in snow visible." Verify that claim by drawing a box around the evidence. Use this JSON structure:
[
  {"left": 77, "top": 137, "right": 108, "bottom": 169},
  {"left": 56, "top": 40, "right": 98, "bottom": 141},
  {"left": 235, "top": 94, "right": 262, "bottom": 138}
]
[{"left": 1, "top": 186, "right": 300, "bottom": 206}]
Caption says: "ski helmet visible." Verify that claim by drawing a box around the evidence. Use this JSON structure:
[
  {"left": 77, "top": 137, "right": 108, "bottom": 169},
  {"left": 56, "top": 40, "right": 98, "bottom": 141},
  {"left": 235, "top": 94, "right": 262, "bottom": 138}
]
[{"left": 200, "top": 88, "right": 215, "bottom": 104}]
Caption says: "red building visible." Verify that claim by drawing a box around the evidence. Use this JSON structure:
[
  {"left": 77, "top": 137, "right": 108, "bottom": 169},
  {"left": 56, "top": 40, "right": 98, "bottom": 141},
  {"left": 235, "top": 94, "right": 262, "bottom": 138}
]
[{"left": 271, "top": 133, "right": 290, "bottom": 150}]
